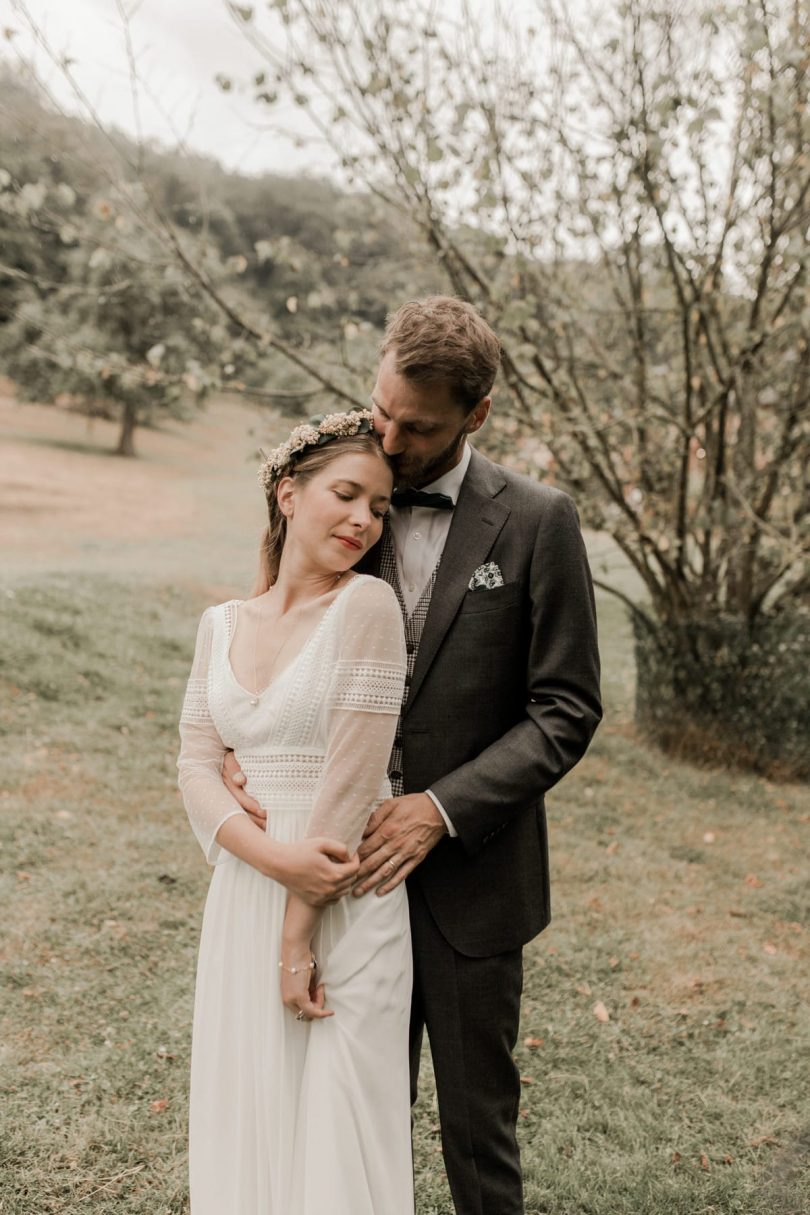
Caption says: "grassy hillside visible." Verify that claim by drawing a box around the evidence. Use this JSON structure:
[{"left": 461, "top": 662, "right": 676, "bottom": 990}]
[{"left": 1, "top": 576, "right": 808, "bottom": 1214}]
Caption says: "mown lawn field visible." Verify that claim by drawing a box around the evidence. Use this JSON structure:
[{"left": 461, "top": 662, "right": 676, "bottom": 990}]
[{"left": 1, "top": 571, "right": 807, "bottom": 1215}]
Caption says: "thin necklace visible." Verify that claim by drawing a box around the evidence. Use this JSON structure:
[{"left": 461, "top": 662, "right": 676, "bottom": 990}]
[{"left": 249, "top": 569, "right": 345, "bottom": 706}]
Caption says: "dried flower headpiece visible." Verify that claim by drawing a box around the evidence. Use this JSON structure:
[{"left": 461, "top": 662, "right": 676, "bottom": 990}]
[{"left": 258, "top": 408, "right": 375, "bottom": 494}]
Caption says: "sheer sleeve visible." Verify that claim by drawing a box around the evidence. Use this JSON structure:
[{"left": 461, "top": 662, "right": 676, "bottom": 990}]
[
  {"left": 177, "top": 609, "right": 245, "bottom": 865},
  {"left": 304, "top": 579, "right": 406, "bottom": 853}
]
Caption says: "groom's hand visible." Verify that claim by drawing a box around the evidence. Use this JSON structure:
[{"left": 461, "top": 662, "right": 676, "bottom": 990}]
[
  {"left": 353, "top": 794, "right": 446, "bottom": 897},
  {"left": 222, "top": 751, "right": 267, "bottom": 830}
]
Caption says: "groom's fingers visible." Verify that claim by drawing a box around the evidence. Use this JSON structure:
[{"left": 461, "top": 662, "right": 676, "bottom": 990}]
[
  {"left": 375, "top": 855, "right": 419, "bottom": 896},
  {"left": 222, "top": 752, "right": 264, "bottom": 817},
  {"left": 353, "top": 852, "right": 414, "bottom": 896},
  {"left": 354, "top": 835, "right": 390, "bottom": 883},
  {"left": 361, "top": 799, "right": 396, "bottom": 840}
]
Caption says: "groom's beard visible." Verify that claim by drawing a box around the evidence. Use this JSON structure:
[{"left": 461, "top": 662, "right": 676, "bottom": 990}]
[{"left": 389, "top": 428, "right": 467, "bottom": 489}]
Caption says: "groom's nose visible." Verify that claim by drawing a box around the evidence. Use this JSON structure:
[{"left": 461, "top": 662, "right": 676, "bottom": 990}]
[{"left": 381, "top": 421, "right": 406, "bottom": 455}]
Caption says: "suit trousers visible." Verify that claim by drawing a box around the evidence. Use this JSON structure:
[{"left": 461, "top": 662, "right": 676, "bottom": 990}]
[{"left": 408, "top": 880, "right": 525, "bottom": 1215}]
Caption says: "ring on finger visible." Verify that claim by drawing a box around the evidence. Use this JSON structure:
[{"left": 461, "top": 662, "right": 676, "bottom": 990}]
[
  {"left": 385, "top": 857, "right": 398, "bottom": 875},
  {"left": 295, "top": 1009, "right": 306, "bottom": 1021}
]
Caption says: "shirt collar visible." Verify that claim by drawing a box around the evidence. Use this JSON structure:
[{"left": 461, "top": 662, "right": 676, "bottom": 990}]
[{"left": 418, "top": 441, "right": 471, "bottom": 505}]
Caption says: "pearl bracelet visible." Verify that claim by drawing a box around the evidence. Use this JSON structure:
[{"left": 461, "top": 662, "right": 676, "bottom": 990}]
[{"left": 278, "top": 957, "right": 317, "bottom": 976}]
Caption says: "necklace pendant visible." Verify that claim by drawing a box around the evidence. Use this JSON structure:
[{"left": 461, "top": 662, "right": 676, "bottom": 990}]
[{"left": 250, "top": 696, "right": 259, "bottom": 707}]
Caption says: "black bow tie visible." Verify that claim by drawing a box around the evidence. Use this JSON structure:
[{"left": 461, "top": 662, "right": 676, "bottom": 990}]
[{"left": 391, "top": 488, "right": 455, "bottom": 511}]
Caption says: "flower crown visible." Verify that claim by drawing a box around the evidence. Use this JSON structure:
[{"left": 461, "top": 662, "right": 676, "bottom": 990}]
[{"left": 258, "top": 408, "right": 375, "bottom": 494}]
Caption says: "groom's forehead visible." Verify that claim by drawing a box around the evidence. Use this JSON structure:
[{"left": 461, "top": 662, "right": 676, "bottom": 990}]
[{"left": 373, "top": 357, "right": 460, "bottom": 420}]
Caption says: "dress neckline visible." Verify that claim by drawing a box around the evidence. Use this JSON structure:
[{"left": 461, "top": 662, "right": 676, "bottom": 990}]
[{"left": 224, "top": 574, "right": 364, "bottom": 701}]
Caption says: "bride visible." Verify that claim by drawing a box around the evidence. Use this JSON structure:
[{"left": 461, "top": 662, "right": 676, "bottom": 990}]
[{"left": 177, "top": 409, "right": 413, "bottom": 1214}]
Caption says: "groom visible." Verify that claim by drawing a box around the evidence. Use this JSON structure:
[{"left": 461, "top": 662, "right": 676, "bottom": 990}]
[{"left": 225, "top": 296, "right": 601, "bottom": 1214}]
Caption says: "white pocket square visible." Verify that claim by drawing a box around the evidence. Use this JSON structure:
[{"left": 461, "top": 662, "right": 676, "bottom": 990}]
[{"left": 468, "top": 562, "right": 505, "bottom": 590}]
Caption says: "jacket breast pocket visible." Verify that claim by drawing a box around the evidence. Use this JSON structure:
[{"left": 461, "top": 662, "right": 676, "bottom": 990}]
[{"left": 459, "top": 580, "right": 523, "bottom": 614}]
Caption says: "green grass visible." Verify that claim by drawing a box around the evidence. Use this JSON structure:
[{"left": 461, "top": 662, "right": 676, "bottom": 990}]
[{"left": 1, "top": 576, "right": 808, "bottom": 1214}]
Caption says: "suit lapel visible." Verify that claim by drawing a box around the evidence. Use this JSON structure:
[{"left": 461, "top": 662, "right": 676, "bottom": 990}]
[{"left": 406, "top": 449, "right": 509, "bottom": 711}]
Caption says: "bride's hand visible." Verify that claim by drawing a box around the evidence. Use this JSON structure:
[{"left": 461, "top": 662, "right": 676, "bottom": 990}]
[
  {"left": 274, "top": 838, "right": 360, "bottom": 906},
  {"left": 280, "top": 953, "right": 334, "bottom": 1021}
]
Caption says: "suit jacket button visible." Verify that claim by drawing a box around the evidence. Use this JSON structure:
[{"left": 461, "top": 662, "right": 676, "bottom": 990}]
[{"left": 389, "top": 770, "right": 402, "bottom": 782}]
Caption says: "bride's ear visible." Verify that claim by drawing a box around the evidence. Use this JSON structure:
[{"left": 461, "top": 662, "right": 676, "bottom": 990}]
[{"left": 276, "top": 476, "right": 295, "bottom": 519}]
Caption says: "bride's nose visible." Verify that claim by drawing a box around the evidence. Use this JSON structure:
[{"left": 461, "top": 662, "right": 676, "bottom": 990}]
[{"left": 347, "top": 500, "right": 373, "bottom": 529}]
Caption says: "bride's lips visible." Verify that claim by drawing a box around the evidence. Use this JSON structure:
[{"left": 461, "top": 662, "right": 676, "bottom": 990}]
[{"left": 335, "top": 535, "right": 363, "bottom": 551}]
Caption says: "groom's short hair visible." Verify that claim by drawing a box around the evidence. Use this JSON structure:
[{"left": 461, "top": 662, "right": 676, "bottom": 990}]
[{"left": 381, "top": 296, "right": 501, "bottom": 411}]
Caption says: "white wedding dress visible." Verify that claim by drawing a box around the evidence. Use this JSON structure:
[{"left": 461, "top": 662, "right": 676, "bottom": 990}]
[{"left": 177, "top": 575, "right": 414, "bottom": 1215}]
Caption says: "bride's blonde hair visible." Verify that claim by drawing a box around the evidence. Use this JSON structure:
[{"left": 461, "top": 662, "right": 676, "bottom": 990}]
[{"left": 252, "top": 432, "right": 389, "bottom": 596}]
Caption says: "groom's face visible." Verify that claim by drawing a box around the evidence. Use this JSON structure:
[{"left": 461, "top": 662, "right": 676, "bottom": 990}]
[{"left": 370, "top": 351, "right": 489, "bottom": 487}]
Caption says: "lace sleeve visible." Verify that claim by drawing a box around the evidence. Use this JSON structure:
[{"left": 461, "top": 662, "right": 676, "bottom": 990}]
[
  {"left": 304, "top": 579, "right": 406, "bottom": 853},
  {"left": 177, "top": 609, "right": 245, "bottom": 865}
]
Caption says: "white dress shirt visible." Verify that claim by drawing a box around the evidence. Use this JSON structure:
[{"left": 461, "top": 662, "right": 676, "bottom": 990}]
[
  {"left": 388, "top": 442, "right": 472, "bottom": 836},
  {"left": 389, "top": 443, "right": 471, "bottom": 616}
]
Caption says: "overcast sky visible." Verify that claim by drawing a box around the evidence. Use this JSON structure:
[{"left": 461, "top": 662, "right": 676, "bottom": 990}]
[{"left": 3, "top": 0, "right": 324, "bottom": 175}]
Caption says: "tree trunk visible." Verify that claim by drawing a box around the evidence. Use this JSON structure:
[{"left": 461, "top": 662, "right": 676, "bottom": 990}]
[
  {"left": 633, "top": 613, "right": 809, "bottom": 781},
  {"left": 116, "top": 400, "right": 138, "bottom": 457}
]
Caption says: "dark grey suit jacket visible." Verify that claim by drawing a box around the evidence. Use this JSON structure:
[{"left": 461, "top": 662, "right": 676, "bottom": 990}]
[{"left": 363, "top": 447, "right": 602, "bottom": 958}]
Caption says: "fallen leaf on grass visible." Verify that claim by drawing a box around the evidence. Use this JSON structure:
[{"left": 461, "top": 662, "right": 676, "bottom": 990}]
[
  {"left": 16, "top": 871, "right": 31, "bottom": 882},
  {"left": 593, "top": 1001, "right": 610, "bottom": 1023},
  {"left": 728, "top": 908, "right": 748, "bottom": 917},
  {"left": 520, "top": 1075, "right": 534, "bottom": 1085},
  {"left": 576, "top": 982, "right": 592, "bottom": 996},
  {"left": 699, "top": 1153, "right": 710, "bottom": 1170},
  {"left": 608, "top": 956, "right": 620, "bottom": 969},
  {"left": 745, "top": 873, "right": 763, "bottom": 888},
  {"left": 763, "top": 942, "right": 778, "bottom": 955},
  {"left": 629, "top": 995, "right": 641, "bottom": 1008},
  {"left": 749, "top": 1135, "right": 780, "bottom": 1148},
  {"left": 671, "top": 1151, "right": 681, "bottom": 1165},
  {"left": 605, "top": 840, "right": 619, "bottom": 855},
  {"left": 523, "top": 1036, "right": 544, "bottom": 1049},
  {"left": 150, "top": 1098, "right": 168, "bottom": 1114}
]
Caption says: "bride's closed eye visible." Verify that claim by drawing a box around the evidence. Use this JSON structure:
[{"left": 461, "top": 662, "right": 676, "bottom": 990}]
[{"left": 333, "top": 489, "right": 387, "bottom": 520}]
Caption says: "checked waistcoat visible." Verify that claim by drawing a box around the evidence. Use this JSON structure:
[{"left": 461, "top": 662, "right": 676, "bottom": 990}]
[{"left": 377, "top": 523, "right": 440, "bottom": 797}]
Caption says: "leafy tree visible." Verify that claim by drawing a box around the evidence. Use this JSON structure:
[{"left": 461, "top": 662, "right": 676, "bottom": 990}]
[
  {"left": 0, "top": 61, "right": 442, "bottom": 436},
  {"left": 0, "top": 168, "right": 230, "bottom": 455},
  {"left": 227, "top": 0, "right": 809, "bottom": 775}
]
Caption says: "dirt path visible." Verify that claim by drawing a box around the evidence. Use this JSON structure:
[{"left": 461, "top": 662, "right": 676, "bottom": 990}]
[{"left": 0, "top": 387, "right": 282, "bottom": 593}]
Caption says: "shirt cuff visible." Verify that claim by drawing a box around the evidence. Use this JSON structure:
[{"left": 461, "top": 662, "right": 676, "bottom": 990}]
[{"left": 426, "top": 788, "right": 457, "bottom": 838}]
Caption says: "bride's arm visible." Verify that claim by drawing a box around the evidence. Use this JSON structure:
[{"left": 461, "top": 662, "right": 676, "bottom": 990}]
[
  {"left": 279, "top": 580, "right": 406, "bottom": 1015},
  {"left": 178, "top": 609, "right": 359, "bottom": 903},
  {"left": 304, "top": 579, "right": 407, "bottom": 851},
  {"left": 279, "top": 894, "right": 333, "bottom": 1021}
]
